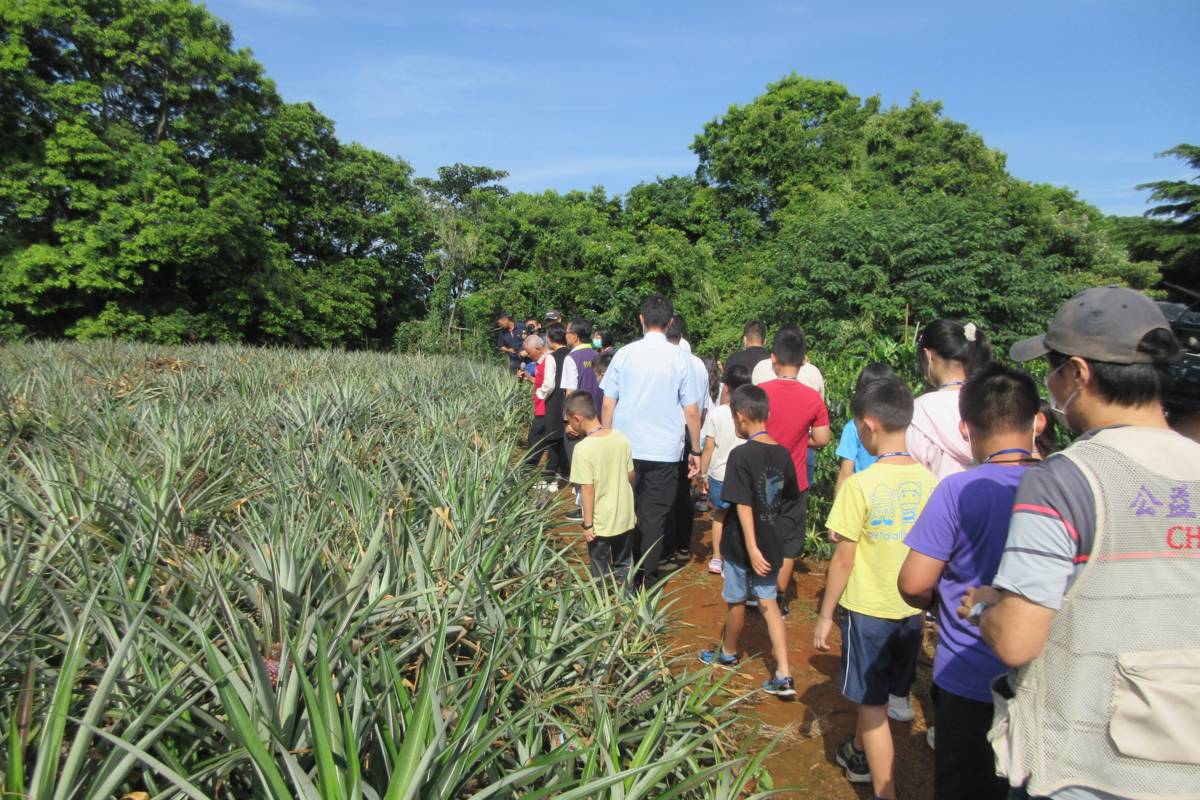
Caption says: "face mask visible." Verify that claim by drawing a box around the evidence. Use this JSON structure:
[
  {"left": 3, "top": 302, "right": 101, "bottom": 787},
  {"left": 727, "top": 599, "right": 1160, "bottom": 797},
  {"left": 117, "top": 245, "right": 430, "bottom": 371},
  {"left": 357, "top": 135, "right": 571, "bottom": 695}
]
[
  {"left": 592, "top": 339, "right": 602, "bottom": 349},
  {"left": 1044, "top": 361, "right": 1079, "bottom": 431}
]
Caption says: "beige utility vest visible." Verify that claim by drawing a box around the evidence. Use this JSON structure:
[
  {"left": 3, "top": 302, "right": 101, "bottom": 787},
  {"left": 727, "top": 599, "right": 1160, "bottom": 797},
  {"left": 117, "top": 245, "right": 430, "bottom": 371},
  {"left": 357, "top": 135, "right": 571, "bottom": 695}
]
[{"left": 991, "top": 428, "right": 1200, "bottom": 800}]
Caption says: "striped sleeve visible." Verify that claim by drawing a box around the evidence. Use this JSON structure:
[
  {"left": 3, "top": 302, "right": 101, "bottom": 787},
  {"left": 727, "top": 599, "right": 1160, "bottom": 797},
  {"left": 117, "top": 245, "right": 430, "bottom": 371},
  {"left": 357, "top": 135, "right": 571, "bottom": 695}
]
[{"left": 992, "top": 456, "right": 1096, "bottom": 610}]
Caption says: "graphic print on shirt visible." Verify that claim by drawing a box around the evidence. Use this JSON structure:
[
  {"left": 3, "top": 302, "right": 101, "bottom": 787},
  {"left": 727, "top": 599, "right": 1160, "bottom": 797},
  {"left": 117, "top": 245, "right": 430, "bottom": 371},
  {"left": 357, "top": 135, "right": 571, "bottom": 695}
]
[
  {"left": 869, "top": 485, "right": 894, "bottom": 527},
  {"left": 897, "top": 482, "right": 923, "bottom": 524},
  {"left": 755, "top": 467, "right": 786, "bottom": 523}
]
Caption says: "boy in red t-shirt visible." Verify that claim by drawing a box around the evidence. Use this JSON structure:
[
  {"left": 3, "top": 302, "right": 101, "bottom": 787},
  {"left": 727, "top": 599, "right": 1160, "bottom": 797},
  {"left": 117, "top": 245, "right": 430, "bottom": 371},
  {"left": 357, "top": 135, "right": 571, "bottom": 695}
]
[{"left": 758, "top": 325, "right": 831, "bottom": 613}]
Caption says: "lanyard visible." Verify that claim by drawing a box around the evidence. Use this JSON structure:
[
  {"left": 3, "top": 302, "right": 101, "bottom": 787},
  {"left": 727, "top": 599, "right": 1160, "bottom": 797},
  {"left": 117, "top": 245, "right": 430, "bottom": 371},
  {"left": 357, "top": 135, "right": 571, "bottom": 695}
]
[
  {"left": 983, "top": 447, "right": 1037, "bottom": 464},
  {"left": 939, "top": 380, "right": 966, "bottom": 389},
  {"left": 876, "top": 450, "right": 911, "bottom": 460},
  {"left": 748, "top": 431, "right": 769, "bottom": 441}
]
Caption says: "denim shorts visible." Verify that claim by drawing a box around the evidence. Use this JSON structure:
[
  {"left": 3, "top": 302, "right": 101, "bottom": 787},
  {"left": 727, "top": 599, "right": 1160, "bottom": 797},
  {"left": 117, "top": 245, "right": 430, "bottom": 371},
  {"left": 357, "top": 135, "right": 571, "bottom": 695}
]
[
  {"left": 708, "top": 477, "right": 731, "bottom": 511},
  {"left": 838, "top": 608, "right": 922, "bottom": 705},
  {"left": 721, "top": 558, "right": 779, "bottom": 603}
]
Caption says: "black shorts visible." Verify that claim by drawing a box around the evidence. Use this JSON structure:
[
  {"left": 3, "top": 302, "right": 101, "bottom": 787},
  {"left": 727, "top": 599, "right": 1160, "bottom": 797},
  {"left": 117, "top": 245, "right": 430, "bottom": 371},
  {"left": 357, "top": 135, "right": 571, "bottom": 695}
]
[{"left": 780, "top": 490, "right": 808, "bottom": 558}]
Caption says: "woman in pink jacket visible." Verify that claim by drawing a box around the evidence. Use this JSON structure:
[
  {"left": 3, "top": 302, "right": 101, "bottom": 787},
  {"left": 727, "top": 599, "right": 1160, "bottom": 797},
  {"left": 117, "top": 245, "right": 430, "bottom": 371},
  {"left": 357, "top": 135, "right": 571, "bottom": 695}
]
[{"left": 907, "top": 320, "right": 994, "bottom": 479}]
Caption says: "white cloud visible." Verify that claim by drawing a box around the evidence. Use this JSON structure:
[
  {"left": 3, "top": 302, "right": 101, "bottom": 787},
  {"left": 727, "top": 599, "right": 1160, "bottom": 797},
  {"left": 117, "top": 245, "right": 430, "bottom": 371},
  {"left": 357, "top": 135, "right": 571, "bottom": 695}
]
[{"left": 340, "top": 54, "right": 522, "bottom": 119}]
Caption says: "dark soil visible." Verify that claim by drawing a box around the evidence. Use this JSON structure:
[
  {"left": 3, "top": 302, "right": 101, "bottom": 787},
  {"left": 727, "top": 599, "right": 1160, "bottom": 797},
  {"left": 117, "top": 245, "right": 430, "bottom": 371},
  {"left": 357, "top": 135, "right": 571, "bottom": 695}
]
[{"left": 560, "top": 506, "right": 937, "bottom": 799}]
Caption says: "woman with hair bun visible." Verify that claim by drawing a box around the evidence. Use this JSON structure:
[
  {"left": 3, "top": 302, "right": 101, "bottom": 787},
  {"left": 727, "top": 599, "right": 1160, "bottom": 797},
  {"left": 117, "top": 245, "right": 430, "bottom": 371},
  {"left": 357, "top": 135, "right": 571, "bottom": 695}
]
[{"left": 907, "top": 320, "right": 994, "bottom": 479}]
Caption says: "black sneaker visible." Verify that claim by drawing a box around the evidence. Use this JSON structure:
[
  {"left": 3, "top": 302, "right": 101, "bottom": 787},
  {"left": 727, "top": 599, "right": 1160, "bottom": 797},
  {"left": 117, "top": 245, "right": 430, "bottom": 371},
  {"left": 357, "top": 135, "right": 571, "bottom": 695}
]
[
  {"left": 777, "top": 594, "right": 790, "bottom": 618},
  {"left": 835, "top": 735, "right": 871, "bottom": 784},
  {"left": 565, "top": 510, "right": 584, "bottom": 523}
]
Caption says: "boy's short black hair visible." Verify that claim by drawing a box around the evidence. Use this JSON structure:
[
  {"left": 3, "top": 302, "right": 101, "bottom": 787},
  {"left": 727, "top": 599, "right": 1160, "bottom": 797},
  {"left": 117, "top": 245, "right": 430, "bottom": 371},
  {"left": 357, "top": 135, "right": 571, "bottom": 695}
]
[
  {"left": 594, "top": 351, "right": 613, "bottom": 374},
  {"left": 743, "top": 320, "right": 766, "bottom": 343},
  {"left": 730, "top": 384, "right": 769, "bottom": 423},
  {"left": 1047, "top": 328, "right": 1179, "bottom": 408},
  {"left": 959, "top": 362, "right": 1040, "bottom": 434},
  {"left": 855, "top": 362, "right": 897, "bottom": 393},
  {"left": 723, "top": 363, "right": 751, "bottom": 392},
  {"left": 640, "top": 294, "right": 673, "bottom": 329},
  {"left": 546, "top": 321, "right": 567, "bottom": 345},
  {"left": 565, "top": 390, "right": 597, "bottom": 420},
  {"left": 851, "top": 378, "right": 913, "bottom": 432},
  {"left": 665, "top": 314, "right": 686, "bottom": 344},
  {"left": 569, "top": 318, "right": 592, "bottom": 340},
  {"left": 771, "top": 324, "right": 806, "bottom": 367}
]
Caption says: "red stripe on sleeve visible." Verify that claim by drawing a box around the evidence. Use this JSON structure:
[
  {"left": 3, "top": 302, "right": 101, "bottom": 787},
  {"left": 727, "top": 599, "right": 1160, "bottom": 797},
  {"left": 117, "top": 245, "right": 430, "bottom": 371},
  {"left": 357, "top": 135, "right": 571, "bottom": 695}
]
[{"left": 1013, "top": 503, "right": 1080, "bottom": 542}]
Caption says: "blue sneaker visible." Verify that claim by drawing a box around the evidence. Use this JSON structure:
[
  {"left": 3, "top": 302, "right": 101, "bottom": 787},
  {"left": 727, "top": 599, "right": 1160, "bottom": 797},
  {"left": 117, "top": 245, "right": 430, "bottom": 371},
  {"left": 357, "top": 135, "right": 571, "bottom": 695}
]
[
  {"left": 762, "top": 675, "right": 796, "bottom": 697},
  {"left": 698, "top": 648, "right": 740, "bottom": 668}
]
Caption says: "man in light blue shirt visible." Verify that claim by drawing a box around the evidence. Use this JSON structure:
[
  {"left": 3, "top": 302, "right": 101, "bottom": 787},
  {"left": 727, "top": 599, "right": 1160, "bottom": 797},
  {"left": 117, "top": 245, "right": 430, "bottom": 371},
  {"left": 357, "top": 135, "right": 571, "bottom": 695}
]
[{"left": 600, "top": 294, "right": 704, "bottom": 588}]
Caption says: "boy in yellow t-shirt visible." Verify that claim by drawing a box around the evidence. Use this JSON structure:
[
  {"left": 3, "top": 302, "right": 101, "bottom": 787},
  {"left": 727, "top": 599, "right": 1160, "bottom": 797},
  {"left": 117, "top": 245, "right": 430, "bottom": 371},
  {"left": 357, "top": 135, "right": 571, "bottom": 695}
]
[
  {"left": 813, "top": 377, "right": 938, "bottom": 800},
  {"left": 566, "top": 391, "right": 636, "bottom": 584}
]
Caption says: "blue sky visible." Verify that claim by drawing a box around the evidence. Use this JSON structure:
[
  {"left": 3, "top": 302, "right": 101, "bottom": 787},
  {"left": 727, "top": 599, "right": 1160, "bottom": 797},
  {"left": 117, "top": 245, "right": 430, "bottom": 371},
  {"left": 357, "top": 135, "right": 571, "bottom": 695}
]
[{"left": 204, "top": 0, "right": 1197, "bottom": 216}]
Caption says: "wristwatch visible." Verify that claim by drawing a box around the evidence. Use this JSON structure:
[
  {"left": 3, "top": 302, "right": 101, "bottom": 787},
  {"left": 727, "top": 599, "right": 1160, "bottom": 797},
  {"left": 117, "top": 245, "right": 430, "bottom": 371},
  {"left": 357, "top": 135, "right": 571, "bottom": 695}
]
[{"left": 581, "top": 522, "right": 593, "bottom": 530}]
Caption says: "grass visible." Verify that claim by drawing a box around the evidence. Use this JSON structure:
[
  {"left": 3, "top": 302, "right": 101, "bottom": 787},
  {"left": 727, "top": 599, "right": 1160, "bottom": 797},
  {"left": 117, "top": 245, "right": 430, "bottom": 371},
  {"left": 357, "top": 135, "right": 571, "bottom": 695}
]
[{"left": 0, "top": 341, "right": 782, "bottom": 799}]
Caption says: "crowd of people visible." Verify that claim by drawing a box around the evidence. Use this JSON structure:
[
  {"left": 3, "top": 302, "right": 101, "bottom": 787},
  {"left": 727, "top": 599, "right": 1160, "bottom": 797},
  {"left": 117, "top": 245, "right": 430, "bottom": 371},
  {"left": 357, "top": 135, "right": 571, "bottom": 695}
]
[{"left": 495, "top": 288, "right": 1200, "bottom": 800}]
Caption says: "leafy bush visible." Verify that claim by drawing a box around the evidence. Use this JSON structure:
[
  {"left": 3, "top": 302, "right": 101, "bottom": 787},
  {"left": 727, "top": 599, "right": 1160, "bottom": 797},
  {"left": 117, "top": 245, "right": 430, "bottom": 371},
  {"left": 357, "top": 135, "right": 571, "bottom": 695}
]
[{"left": 0, "top": 342, "right": 776, "bottom": 798}]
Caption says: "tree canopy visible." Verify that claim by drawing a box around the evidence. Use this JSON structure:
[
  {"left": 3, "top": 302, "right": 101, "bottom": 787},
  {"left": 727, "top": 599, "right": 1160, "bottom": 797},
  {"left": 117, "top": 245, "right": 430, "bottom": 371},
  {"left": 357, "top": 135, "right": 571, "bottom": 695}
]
[{"left": 0, "top": 2, "right": 1168, "bottom": 353}]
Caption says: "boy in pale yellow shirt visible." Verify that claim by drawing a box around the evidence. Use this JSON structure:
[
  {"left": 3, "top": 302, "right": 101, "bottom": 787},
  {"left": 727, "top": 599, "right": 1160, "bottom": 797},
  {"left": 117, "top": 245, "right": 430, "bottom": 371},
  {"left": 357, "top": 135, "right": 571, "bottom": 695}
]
[
  {"left": 814, "top": 377, "right": 938, "bottom": 800},
  {"left": 566, "top": 391, "right": 636, "bottom": 584}
]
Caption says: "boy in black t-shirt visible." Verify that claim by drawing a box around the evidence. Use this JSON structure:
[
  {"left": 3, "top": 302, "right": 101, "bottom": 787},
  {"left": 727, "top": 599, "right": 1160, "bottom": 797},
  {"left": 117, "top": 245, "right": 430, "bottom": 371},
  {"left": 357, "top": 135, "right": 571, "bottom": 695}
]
[{"left": 698, "top": 385, "right": 801, "bottom": 697}]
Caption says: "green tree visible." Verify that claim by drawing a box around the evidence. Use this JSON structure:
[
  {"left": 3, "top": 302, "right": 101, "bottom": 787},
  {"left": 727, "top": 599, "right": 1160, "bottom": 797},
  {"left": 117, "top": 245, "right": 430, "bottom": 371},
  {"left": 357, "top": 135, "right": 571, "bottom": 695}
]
[
  {"left": 0, "top": 0, "right": 424, "bottom": 346},
  {"left": 1109, "top": 144, "right": 1199, "bottom": 292},
  {"left": 416, "top": 163, "right": 509, "bottom": 338}
]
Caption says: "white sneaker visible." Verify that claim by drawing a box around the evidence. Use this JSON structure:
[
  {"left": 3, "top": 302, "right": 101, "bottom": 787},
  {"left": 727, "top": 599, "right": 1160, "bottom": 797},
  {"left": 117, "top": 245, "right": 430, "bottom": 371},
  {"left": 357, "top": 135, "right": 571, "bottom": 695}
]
[
  {"left": 887, "top": 694, "right": 915, "bottom": 722},
  {"left": 926, "top": 726, "right": 935, "bottom": 749}
]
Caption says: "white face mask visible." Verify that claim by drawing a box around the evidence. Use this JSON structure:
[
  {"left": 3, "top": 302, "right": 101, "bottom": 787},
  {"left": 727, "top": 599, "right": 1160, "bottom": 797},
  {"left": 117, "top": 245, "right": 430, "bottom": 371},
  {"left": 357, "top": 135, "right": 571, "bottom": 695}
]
[{"left": 1044, "top": 361, "right": 1079, "bottom": 431}]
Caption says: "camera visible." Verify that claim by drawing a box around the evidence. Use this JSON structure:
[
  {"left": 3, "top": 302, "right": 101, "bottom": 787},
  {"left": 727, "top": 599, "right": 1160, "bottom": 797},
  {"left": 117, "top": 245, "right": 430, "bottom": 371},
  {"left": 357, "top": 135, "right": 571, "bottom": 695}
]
[{"left": 1159, "top": 299, "right": 1200, "bottom": 419}]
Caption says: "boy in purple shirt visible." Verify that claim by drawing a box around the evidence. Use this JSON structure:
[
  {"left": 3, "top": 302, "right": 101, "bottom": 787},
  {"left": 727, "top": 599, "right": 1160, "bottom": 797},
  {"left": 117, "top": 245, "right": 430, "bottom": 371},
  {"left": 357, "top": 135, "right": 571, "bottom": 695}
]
[{"left": 898, "top": 363, "right": 1046, "bottom": 800}]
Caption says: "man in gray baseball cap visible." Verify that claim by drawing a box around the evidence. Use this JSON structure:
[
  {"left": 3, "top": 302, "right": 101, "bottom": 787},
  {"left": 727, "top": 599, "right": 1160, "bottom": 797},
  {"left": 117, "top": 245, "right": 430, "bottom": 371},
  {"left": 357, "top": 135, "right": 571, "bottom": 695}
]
[
  {"left": 1009, "top": 285, "right": 1175, "bottom": 366},
  {"left": 961, "top": 285, "right": 1198, "bottom": 800}
]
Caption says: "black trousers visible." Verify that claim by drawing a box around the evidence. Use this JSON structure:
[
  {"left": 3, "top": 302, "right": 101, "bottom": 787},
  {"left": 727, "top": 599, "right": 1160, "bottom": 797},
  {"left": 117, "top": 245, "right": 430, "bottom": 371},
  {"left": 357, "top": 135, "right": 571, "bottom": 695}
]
[
  {"left": 933, "top": 684, "right": 1009, "bottom": 800},
  {"left": 544, "top": 433, "right": 567, "bottom": 480},
  {"left": 587, "top": 529, "right": 634, "bottom": 584},
  {"left": 669, "top": 457, "right": 693, "bottom": 556},
  {"left": 526, "top": 416, "right": 567, "bottom": 480},
  {"left": 631, "top": 459, "right": 680, "bottom": 590}
]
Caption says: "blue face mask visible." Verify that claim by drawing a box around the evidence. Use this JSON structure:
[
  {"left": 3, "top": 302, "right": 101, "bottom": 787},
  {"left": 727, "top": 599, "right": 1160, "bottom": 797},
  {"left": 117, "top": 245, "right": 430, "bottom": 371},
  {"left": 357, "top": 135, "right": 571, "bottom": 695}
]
[{"left": 592, "top": 339, "right": 602, "bottom": 349}]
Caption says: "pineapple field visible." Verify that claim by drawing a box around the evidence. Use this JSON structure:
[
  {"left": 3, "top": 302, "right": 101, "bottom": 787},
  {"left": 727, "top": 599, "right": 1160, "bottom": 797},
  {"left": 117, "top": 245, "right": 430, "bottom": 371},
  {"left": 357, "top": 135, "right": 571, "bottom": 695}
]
[{"left": 0, "top": 342, "right": 776, "bottom": 799}]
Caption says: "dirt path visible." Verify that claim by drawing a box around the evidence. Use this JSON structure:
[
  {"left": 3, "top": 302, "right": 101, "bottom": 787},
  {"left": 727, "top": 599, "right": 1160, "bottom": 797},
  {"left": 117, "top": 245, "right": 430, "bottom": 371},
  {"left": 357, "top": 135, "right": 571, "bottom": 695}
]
[{"left": 659, "top": 514, "right": 936, "bottom": 799}]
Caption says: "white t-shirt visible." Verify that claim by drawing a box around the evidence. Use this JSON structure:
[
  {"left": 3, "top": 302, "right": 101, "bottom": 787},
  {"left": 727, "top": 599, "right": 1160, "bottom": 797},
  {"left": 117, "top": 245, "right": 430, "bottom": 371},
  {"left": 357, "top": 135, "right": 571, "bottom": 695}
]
[
  {"left": 750, "top": 358, "right": 775, "bottom": 386},
  {"left": 751, "top": 358, "right": 825, "bottom": 399},
  {"left": 798, "top": 361, "right": 825, "bottom": 400},
  {"left": 700, "top": 404, "right": 745, "bottom": 482},
  {"left": 688, "top": 352, "right": 711, "bottom": 415}
]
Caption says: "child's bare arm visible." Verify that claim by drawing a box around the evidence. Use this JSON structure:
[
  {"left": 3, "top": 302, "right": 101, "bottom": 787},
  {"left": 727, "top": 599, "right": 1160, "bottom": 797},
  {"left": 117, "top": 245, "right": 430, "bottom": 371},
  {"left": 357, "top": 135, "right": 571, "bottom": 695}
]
[
  {"left": 739, "top": 504, "right": 771, "bottom": 576},
  {"left": 834, "top": 459, "right": 854, "bottom": 496},
  {"left": 698, "top": 437, "right": 715, "bottom": 485},
  {"left": 814, "top": 538, "right": 857, "bottom": 650},
  {"left": 580, "top": 484, "right": 596, "bottom": 541}
]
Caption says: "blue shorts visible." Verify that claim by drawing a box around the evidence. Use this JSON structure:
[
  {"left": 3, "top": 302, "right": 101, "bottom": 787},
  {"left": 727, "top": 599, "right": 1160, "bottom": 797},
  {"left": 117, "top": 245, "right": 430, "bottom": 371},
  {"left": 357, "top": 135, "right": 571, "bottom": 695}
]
[
  {"left": 838, "top": 609, "right": 922, "bottom": 706},
  {"left": 708, "top": 477, "right": 731, "bottom": 511},
  {"left": 721, "top": 558, "right": 779, "bottom": 603}
]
